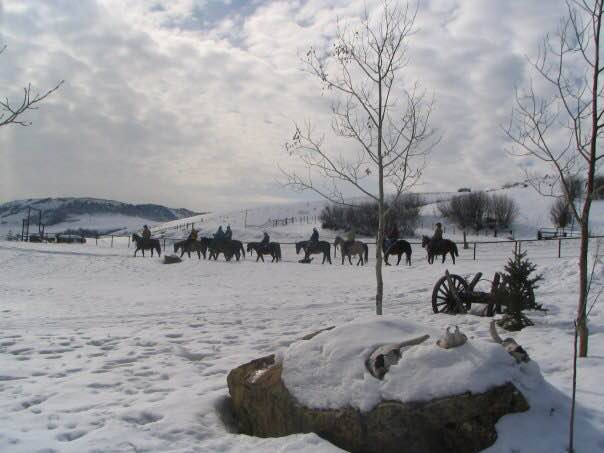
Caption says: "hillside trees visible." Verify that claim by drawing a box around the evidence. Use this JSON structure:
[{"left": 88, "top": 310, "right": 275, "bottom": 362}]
[
  {"left": 438, "top": 192, "right": 518, "bottom": 244},
  {"left": 283, "top": 1, "right": 437, "bottom": 315}
]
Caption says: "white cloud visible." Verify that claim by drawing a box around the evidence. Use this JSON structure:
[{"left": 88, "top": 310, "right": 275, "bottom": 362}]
[{"left": 0, "top": 0, "right": 571, "bottom": 210}]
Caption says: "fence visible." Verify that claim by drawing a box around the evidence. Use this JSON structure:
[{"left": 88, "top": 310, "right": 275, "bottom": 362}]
[{"left": 81, "top": 231, "right": 604, "bottom": 261}]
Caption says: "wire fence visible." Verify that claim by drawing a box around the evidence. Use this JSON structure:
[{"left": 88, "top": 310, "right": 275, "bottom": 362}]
[{"left": 82, "top": 231, "right": 604, "bottom": 263}]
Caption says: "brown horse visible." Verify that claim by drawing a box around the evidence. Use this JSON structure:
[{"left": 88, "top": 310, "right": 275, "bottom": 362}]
[
  {"left": 296, "top": 240, "right": 332, "bottom": 264},
  {"left": 132, "top": 233, "right": 161, "bottom": 257},
  {"left": 334, "top": 236, "right": 369, "bottom": 266},
  {"left": 421, "top": 235, "right": 459, "bottom": 264},
  {"left": 174, "top": 239, "right": 204, "bottom": 259},
  {"left": 247, "top": 242, "right": 282, "bottom": 262}
]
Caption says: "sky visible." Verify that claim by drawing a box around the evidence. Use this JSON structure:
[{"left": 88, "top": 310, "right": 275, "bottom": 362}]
[{"left": 0, "top": 0, "right": 572, "bottom": 211}]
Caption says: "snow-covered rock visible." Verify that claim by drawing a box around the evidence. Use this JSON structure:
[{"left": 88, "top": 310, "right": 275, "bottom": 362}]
[{"left": 228, "top": 319, "right": 532, "bottom": 453}]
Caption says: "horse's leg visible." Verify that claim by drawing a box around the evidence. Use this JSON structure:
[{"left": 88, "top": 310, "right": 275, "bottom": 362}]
[
  {"left": 348, "top": 254, "right": 353, "bottom": 265},
  {"left": 384, "top": 253, "right": 391, "bottom": 266},
  {"left": 396, "top": 254, "right": 402, "bottom": 265},
  {"left": 407, "top": 252, "right": 411, "bottom": 266},
  {"left": 342, "top": 254, "right": 345, "bottom": 265},
  {"left": 451, "top": 251, "right": 456, "bottom": 265}
]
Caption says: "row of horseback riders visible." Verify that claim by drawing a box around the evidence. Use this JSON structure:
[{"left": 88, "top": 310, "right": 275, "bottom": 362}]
[{"left": 135, "top": 222, "right": 454, "bottom": 264}]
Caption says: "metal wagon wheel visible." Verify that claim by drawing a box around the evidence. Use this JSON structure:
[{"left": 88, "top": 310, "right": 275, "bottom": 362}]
[{"left": 431, "top": 274, "right": 470, "bottom": 314}]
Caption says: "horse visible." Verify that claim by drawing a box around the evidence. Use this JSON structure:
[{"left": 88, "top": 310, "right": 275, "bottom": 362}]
[
  {"left": 173, "top": 239, "right": 204, "bottom": 259},
  {"left": 382, "top": 239, "right": 412, "bottom": 266},
  {"left": 247, "top": 242, "right": 282, "bottom": 262},
  {"left": 231, "top": 240, "right": 246, "bottom": 261},
  {"left": 295, "top": 240, "right": 332, "bottom": 264},
  {"left": 334, "top": 236, "right": 368, "bottom": 266},
  {"left": 132, "top": 233, "right": 161, "bottom": 257},
  {"left": 421, "top": 235, "right": 459, "bottom": 264},
  {"left": 206, "top": 239, "right": 236, "bottom": 261}
]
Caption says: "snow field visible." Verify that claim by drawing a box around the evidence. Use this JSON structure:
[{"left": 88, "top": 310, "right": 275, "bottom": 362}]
[{"left": 0, "top": 237, "right": 603, "bottom": 452}]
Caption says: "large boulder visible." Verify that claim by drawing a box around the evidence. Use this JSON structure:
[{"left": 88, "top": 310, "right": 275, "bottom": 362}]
[{"left": 227, "top": 354, "right": 529, "bottom": 453}]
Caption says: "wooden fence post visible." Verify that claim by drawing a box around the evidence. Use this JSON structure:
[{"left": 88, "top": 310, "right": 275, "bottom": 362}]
[
  {"left": 128, "top": 236, "right": 130, "bottom": 248},
  {"left": 558, "top": 238, "right": 562, "bottom": 258},
  {"left": 163, "top": 238, "right": 166, "bottom": 251},
  {"left": 111, "top": 235, "right": 114, "bottom": 247},
  {"left": 473, "top": 242, "right": 476, "bottom": 260}
]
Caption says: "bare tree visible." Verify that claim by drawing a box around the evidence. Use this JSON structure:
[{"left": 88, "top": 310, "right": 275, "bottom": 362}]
[
  {"left": 1, "top": 45, "right": 63, "bottom": 128},
  {"left": 489, "top": 194, "right": 519, "bottom": 229},
  {"left": 505, "top": 0, "right": 604, "bottom": 359},
  {"left": 439, "top": 192, "right": 489, "bottom": 234},
  {"left": 283, "top": 1, "right": 437, "bottom": 314},
  {"left": 550, "top": 197, "right": 572, "bottom": 228}
]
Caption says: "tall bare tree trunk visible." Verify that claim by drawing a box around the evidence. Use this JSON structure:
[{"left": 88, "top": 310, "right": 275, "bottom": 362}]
[
  {"left": 376, "top": 179, "right": 385, "bottom": 315},
  {"left": 577, "top": 221, "right": 589, "bottom": 356}
]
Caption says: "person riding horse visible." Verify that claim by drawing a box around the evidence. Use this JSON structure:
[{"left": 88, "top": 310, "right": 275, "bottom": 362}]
[
  {"left": 188, "top": 228, "right": 198, "bottom": 242},
  {"left": 309, "top": 227, "right": 319, "bottom": 246},
  {"left": 260, "top": 232, "right": 270, "bottom": 252},
  {"left": 214, "top": 226, "right": 226, "bottom": 240},
  {"left": 225, "top": 225, "right": 233, "bottom": 240},
  {"left": 432, "top": 222, "right": 443, "bottom": 247},
  {"left": 346, "top": 228, "right": 356, "bottom": 243},
  {"left": 384, "top": 224, "right": 399, "bottom": 252},
  {"left": 142, "top": 225, "right": 152, "bottom": 246}
]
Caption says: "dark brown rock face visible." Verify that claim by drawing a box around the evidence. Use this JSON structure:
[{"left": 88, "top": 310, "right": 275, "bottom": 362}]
[{"left": 227, "top": 355, "right": 529, "bottom": 453}]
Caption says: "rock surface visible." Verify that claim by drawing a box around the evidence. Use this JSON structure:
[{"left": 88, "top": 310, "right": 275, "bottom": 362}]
[{"left": 227, "top": 354, "right": 529, "bottom": 453}]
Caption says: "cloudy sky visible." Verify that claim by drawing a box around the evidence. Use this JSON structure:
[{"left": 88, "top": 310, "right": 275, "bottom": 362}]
[{"left": 0, "top": 0, "right": 569, "bottom": 211}]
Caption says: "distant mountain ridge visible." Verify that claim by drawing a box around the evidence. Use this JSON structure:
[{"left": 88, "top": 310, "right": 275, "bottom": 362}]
[{"left": 0, "top": 197, "right": 199, "bottom": 227}]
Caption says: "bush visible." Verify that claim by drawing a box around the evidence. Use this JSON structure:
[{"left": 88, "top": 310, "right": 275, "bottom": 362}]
[
  {"left": 320, "top": 194, "right": 424, "bottom": 236},
  {"left": 496, "top": 250, "right": 544, "bottom": 331},
  {"left": 488, "top": 194, "right": 519, "bottom": 229},
  {"left": 438, "top": 191, "right": 489, "bottom": 232},
  {"left": 550, "top": 198, "right": 572, "bottom": 228}
]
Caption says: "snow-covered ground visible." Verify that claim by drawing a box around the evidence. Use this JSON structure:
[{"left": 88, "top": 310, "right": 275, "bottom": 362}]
[{"left": 0, "top": 234, "right": 603, "bottom": 452}]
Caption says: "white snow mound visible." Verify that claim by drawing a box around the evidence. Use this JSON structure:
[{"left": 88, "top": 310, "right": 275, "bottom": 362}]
[{"left": 282, "top": 317, "right": 543, "bottom": 413}]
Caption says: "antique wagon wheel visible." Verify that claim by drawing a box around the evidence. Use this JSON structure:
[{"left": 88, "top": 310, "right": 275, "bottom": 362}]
[{"left": 431, "top": 274, "right": 470, "bottom": 314}]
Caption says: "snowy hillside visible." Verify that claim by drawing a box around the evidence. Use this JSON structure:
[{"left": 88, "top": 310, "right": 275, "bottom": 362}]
[
  {"left": 0, "top": 198, "right": 199, "bottom": 237},
  {"left": 151, "top": 182, "right": 604, "bottom": 242}
]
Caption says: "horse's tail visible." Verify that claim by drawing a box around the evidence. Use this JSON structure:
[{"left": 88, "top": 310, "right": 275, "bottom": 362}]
[
  {"left": 364, "top": 243, "right": 369, "bottom": 262},
  {"left": 453, "top": 242, "right": 459, "bottom": 256},
  {"left": 240, "top": 242, "right": 245, "bottom": 259},
  {"left": 276, "top": 244, "right": 282, "bottom": 261},
  {"left": 157, "top": 242, "right": 162, "bottom": 257},
  {"left": 333, "top": 241, "right": 337, "bottom": 258}
]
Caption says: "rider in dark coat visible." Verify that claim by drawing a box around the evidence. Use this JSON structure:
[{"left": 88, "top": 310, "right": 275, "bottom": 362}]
[
  {"left": 260, "top": 232, "right": 270, "bottom": 251},
  {"left": 432, "top": 222, "right": 443, "bottom": 246},
  {"left": 214, "top": 226, "right": 225, "bottom": 240},
  {"left": 225, "top": 225, "right": 233, "bottom": 240},
  {"left": 309, "top": 227, "right": 319, "bottom": 245}
]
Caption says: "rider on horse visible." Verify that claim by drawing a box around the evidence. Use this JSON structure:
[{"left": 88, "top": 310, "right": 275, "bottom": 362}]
[
  {"left": 346, "top": 228, "right": 356, "bottom": 243},
  {"left": 225, "top": 225, "right": 233, "bottom": 240},
  {"left": 214, "top": 226, "right": 226, "bottom": 240},
  {"left": 260, "top": 232, "right": 270, "bottom": 252},
  {"left": 142, "top": 225, "right": 151, "bottom": 246},
  {"left": 309, "top": 227, "right": 319, "bottom": 246},
  {"left": 385, "top": 224, "right": 399, "bottom": 252},
  {"left": 432, "top": 222, "right": 443, "bottom": 244},
  {"left": 188, "top": 227, "right": 198, "bottom": 242}
]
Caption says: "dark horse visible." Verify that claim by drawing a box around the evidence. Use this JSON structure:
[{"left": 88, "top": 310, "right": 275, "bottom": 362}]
[
  {"left": 132, "top": 233, "right": 161, "bottom": 257},
  {"left": 296, "top": 240, "right": 332, "bottom": 264},
  {"left": 206, "top": 239, "right": 245, "bottom": 261},
  {"left": 421, "top": 235, "right": 459, "bottom": 264},
  {"left": 173, "top": 239, "right": 204, "bottom": 259},
  {"left": 334, "top": 236, "right": 368, "bottom": 266},
  {"left": 247, "top": 242, "right": 282, "bottom": 262},
  {"left": 382, "top": 239, "right": 412, "bottom": 266}
]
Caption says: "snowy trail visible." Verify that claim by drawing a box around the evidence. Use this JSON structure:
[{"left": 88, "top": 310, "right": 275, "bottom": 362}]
[{"left": 0, "top": 240, "right": 603, "bottom": 452}]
